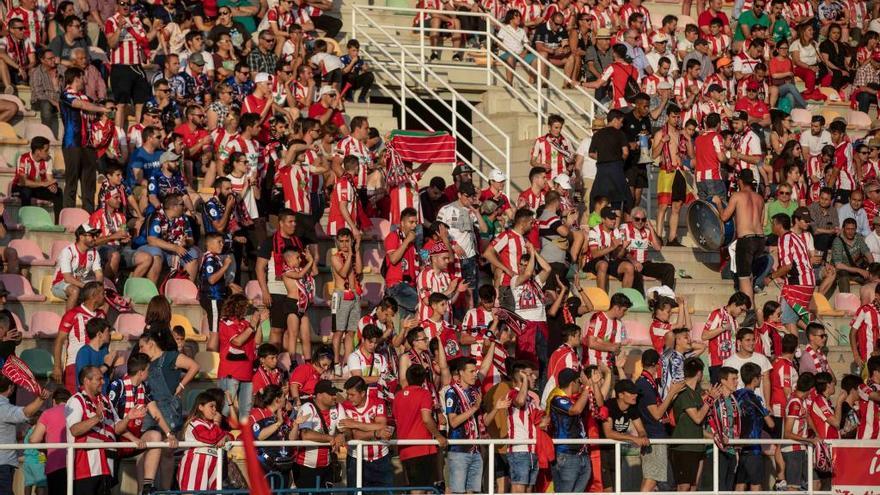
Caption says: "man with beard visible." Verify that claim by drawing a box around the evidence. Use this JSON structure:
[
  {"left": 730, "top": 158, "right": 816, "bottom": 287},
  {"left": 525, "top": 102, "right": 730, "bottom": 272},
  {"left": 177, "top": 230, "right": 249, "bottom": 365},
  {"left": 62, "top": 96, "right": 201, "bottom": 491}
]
[
  {"left": 203, "top": 177, "right": 250, "bottom": 282},
  {"left": 255, "top": 209, "right": 305, "bottom": 348},
  {"left": 147, "top": 150, "right": 198, "bottom": 215},
  {"left": 51, "top": 223, "right": 104, "bottom": 310},
  {"left": 623, "top": 93, "right": 654, "bottom": 210}
]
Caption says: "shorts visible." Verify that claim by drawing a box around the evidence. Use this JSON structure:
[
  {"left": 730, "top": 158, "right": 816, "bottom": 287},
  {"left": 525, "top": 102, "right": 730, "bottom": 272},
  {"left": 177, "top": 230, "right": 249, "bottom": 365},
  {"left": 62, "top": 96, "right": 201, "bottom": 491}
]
[
  {"left": 585, "top": 257, "right": 629, "bottom": 278},
  {"left": 402, "top": 453, "right": 439, "bottom": 487},
  {"left": 109, "top": 64, "right": 151, "bottom": 105},
  {"left": 499, "top": 51, "right": 536, "bottom": 64},
  {"left": 641, "top": 443, "right": 669, "bottom": 483},
  {"left": 23, "top": 461, "right": 46, "bottom": 487},
  {"left": 735, "top": 235, "right": 766, "bottom": 278},
  {"left": 779, "top": 297, "right": 801, "bottom": 325},
  {"left": 200, "top": 297, "right": 221, "bottom": 333},
  {"left": 97, "top": 245, "right": 121, "bottom": 266},
  {"left": 294, "top": 212, "right": 317, "bottom": 246},
  {"left": 331, "top": 291, "right": 360, "bottom": 332},
  {"left": 269, "top": 293, "right": 300, "bottom": 329},
  {"left": 287, "top": 296, "right": 307, "bottom": 318},
  {"left": 670, "top": 449, "right": 704, "bottom": 486},
  {"left": 493, "top": 453, "right": 509, "bottom": 479},
  {"left": 657, "top": 170, "right": 686, "bottom": 206},
  {"left": 783, "top": 450, "right": 807, "bottom": 489},
  {"left": 697, "top": 179, "right": 727, "bottom": 204},
  {"left": 137, "top": 245, "right": 201, "bottom": 269},
  {"left": 507, "top": 452, "right": 538, "bottom": 487},
  {"left": 625, "top": 162, "right": 649, "bottom": 188},
  {"left": 735, "top": 451, "right": 765, "bottom": 486},
  {"left": 51, "top": 281, "right": 69, "bottom": 300},
  {"left": 446, "top": 451, "right": 483, "bottom": 493},
  {"left": 767, "top": 416, "right": 783, "bottom": 438}
]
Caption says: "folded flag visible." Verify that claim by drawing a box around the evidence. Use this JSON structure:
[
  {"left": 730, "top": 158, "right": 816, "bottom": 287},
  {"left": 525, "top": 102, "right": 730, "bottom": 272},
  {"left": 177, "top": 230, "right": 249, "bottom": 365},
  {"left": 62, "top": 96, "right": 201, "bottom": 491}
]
[{"left": 3, "top": 355, "right": 41, "bottom": 394}]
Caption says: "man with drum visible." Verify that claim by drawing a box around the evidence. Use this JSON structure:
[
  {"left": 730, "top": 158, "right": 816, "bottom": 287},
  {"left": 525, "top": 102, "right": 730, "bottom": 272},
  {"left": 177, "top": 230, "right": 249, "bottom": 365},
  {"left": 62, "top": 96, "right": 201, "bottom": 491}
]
[{"left": 720, "top": 169, "right": 765, "bottom": 306}]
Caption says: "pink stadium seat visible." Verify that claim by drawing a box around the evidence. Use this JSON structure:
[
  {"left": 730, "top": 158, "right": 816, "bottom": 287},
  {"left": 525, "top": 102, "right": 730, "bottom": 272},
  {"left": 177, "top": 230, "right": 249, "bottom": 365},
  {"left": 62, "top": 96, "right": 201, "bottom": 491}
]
[
  {"left": 791, "top": 108, "right": 812, "bottom": 127},
  {"left": 115, "top": 313, "right": 146, "bottom": 340},
  {"left": 625, "top": 320, "right": 651, "bottom": 346},
  {"left": 0, "top": 274, "right": 45, "bottom": 302},
  {"left": 833, "top": 292, "right": 861, "bottom": 316},
  {"left": 245, "top": 280, "right": 263, "bottom": 305},
  {"left": 29, "top": 311, "right": 61, "bottom": 339},
  {"left": 363, "top": 281, "right": 384, "bottom": 305},
  {"left": 9, "top": 312, "right": 24, "bottom": 337},
  {"left": 103, "top": 278, "right": 116, "bottom": 292},
  {"left": 59, "top": 208, "right": 90, "bottom": 233},
  {"left": 849, "top": 110, "right": 873, "bottom": 130},
  {"left": 165, "top": 278, "right": 199, "bottom": 305},
  {"left": 49, "top": 240, "right": 70, "bottom": 264},
  {"left": 315, "top": 222, "right": 330, "bottom": 241},
  {"left": 8, "top": 239, "right": 51, "bottom": 266},
  {"left": 23, "top": 123, "right": 58, "bottom": 143},
  {"left": 370, "top": 218, "right": 390, "bottom": 239},
  {"left": 363, "top": 247, "right": 383, "bottom": 272}
]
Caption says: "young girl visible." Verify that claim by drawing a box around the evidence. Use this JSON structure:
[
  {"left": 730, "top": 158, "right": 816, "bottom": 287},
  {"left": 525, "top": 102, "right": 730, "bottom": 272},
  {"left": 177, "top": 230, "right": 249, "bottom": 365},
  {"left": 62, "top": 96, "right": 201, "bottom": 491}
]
[
  {"left": 178, "top": 393, "right": 230, "bottom": 491},
  {"left": 249, "top": 385, "right": 309, "bottom": 487},
  {"left": 217, "top": 294, "right": 267, "bottom": 418},
  {"left": 23, "top": 417, "right": 46, "bottom": 495},
  {"left": 648, "top": 293, "right": 690, "bottom": 353},
  {"left": 282, "top": 246, "right": 316, "bottom": 361},
  {"left": 755, "top": 300, "right": 786, "bottom": 359}
]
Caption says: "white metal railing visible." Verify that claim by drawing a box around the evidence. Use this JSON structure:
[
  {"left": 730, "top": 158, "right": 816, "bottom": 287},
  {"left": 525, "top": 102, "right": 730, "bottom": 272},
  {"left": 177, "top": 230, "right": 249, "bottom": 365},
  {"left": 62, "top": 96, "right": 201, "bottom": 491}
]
[
  {"left": 18, "top": 437, "right": 874, "bottom": 495},
  {"left": 350, "top": 5, "right": 609, "bottom": 147},
  {"left": 349, "top": 5, "right": 511, "bottom": 196}
]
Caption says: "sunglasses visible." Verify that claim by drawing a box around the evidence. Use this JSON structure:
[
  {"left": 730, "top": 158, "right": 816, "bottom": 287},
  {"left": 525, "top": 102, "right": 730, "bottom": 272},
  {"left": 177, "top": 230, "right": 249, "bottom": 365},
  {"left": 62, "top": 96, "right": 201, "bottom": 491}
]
[
  {"left": 156, "top": 88, "right": 170, "bottom": 92},
  {"left": 261, "top": 38, "right": 276, "bottom": 42},
  {"left": 9, "top": 26, "right": 24, "bottom": 30},
  {"left": 778, "top": 191, "right": 791, "bottom": 196},
  {"left": 633, "top": 217, "right": 646, "bottom": 222},
  {"left": 219, "top": 10, "right": 231, "bottom": 14},
  {"left": 118, "top": 1, "right": 130, "bottom": 6}
]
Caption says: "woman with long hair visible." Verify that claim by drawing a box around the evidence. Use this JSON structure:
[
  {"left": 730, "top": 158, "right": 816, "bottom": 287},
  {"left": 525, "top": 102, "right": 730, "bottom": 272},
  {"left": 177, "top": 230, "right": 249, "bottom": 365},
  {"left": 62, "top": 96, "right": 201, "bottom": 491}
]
[
  {"left": 568, "top": 13, "right": 592, "bottom": 86},
  {"left": 177, "top": 392, "right": 230, "bottom": 492},
  {"left": 791, "top": 23, "right": 825, "bottom": 101},
  {"left": 144, "top": 295, "right": 172, "bottom": 332},
  {"left": 217, "top": 293, "right": 267, "bottom": 418},
  {"left": 856, "top": 30, "right": 879, "bottom": 65},
  {"left": 248, "top": 384, "right": 309, "bottom": 487},
  {"left": 819, "top": 23, "right": 853, "bottom": 93},
  {"left": 768, "top": 42, "right": 808, "bottom": 109}
]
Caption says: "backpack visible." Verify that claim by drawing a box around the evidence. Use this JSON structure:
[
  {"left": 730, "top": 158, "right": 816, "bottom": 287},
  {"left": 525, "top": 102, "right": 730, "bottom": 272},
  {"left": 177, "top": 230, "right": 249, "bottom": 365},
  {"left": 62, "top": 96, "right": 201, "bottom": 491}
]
[{"left": 620, "top": 64, "right": 641, "bottom": 102}]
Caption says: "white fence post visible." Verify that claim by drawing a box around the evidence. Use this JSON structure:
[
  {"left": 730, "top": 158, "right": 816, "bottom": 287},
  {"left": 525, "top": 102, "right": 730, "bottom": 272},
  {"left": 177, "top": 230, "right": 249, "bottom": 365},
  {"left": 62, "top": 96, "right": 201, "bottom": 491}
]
[
  {"left": 419, "top": 12, "right": 426, "bottom": 83},
  {"left": 614, "top": 442, "right": 621, "bottom": 495},
  {"left": 400, "top": 51, "right": 407, "bottom": 129},
  {"left": 808, "top": 444, "right": 814, "bottom": 495},
  {"left": 356, "top": 442, "right": 364, "bottom": 495},
  {"left": 712, "top": 443, "right": 719, "bottom": 495},
  {"left": 66, "top": 446, "right": 74, "bottom": 495},
  {"left": 485, "top": 20, "right": 492, "bottom": 86}
]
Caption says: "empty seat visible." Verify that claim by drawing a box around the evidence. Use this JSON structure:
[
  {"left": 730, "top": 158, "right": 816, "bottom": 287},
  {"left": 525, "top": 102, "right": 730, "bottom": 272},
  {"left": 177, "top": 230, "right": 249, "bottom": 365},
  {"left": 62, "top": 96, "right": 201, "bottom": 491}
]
[
  {"left": 49, "top": 240, "right": 70, "bottom": 264},
  {"left": 29, "top": 311, "right": 61, "bottom": 338},
  {"left": 194, "top": 351, "right": 219, "bottom": 379},
  {"left": 363, "top": 247, "right": 383, "bottom": 273},
  {"left": 123, "top": 277, "right": 159, "bottom": 304},
  {"left": 581, "top": 286, "right": 611, "bottom": 312},
  {"left": 623, "top": 320, "right": 651, "bottom": 346},
  {"left": 833, "top": 292, "right": 861, "bottom": 316},
  {"left": 115, "top": 313, "right": 146, "bottom": 339},
  {"left": 20, "top": 348, "right": 53, "bottom": 379},
  {"left": 8, "top": 239, "right": 51, "bottom": 266},
  {"left": 370, "top": 218, "right": 391, "bottom": 239},
  {"left": 38, "top": 274, "right": 64, "bottom": 303},
  {"left": 17, "top": 206, "right": 64, "bottom": 232},
  {"left": 790, "top": 108, "right": 812, "bottom": 127},
  {"left": 849, "top": 110, "right": 873, "bottom": 130},
  {"left": 165, "top": 278, "right": 199, "bottom": 305},
  {"left": 22, "top": 122, "right": 57, "bottom": 143},
  {"left": 0, "top": 122, "right": 18, "bottom": 140},
  {"left": 612, "top": 288, "right": 649, "bottom": 313},
  {"left": 0, "top": 274, "right": 45, "bottom": 302},
  {"left": 813, "top": 293, "right": 844, "bottom": 317},
  {"left": 59, "top": 208, "right": 90, "bottom": 233}
]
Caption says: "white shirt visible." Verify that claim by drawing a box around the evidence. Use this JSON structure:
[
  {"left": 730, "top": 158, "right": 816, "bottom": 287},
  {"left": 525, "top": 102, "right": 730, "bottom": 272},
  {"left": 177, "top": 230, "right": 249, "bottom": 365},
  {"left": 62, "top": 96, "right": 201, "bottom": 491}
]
[
  {"left": 437, "top": 202, "right": 480, "bottom": 258},
  {"left": 867, "top": 230, "right": 880, "bottom": 260},
  {"left": 790, "top": 39, "right": 819, "bottom": 66},
  {"left": 498, "top": 24, "right": 529, "bottom": 54},
  {"left": 310, "top": 52, "right": 344, "bottom": 73},
  {"left": 799, "top": 129, "right": 832, "bottom": 156},
  {"left": 722, "top": 351, "right": 772, "bottom": 402},
  {"left": 838, "top": 204, "right": 871, "bottom": 237},
  {"left": 576, "top": 136, "right": 597, "bottom": 180}
]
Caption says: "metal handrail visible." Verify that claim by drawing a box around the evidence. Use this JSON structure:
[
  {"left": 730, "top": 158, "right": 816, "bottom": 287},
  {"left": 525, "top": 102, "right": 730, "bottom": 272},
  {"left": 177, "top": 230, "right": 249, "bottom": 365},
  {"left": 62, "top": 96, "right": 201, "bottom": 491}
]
[
  {"left": 351, "top": 4, "right": 511, "bottom": 195},
  {"left": 19, "top": 437, "right": 873, "bottom": 495},
  {"left": 349, "top": 4, "right": 608, "bottom": 146}
]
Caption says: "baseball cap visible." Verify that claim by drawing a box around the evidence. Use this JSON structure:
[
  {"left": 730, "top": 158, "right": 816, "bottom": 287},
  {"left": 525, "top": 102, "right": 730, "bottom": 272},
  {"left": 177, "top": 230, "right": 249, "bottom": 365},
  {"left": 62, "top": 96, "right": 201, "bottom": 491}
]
[
  {"left": 733, "top": 110, "right": 750, "bottom": 121},
  {"left": 145, "top": 106, "right": 161, "bottom": 115},
  {"left": 489, "top": 170, "right": 507, "bottom": 182},
  {"left": 318, "top": 85, "right": 336, "bottom": 98},
  {"left": 75, "top": 223, "right": 100, "bottom": 236},
  {"left": 558, "top": 368, "right": 580, "bottom": 389},
  {"left": 706, "top": 83, "right": 724, "bottom": 94},
  {"left": 458, "top": 182, "right": 477, "bottom": 197},
  {"left": 600, "top": 206, "right": 618, "bottom": 219},
  {"left": 254, "top": 72, "right": 272, "bottom": 84},
  {"left": 614, "top": 379, "right": 639, "bottom": 395},
  {"left": 553, "top": 173, "right": 573, "bottom": 190},
  {"left": 160, "top": 150, "right": 180, "bottom": 163},
  {"left": 189, "top": 52, "right": 206, "bottom": 66},
  {"left": 314, "top": 379, "right": 341, "bottom": 396},
  {"left": 716, "top": 57, "right": 732, "bottom": 68},
  {"left": 792, "top": 207, "right": 812, "bottom": 222},
  {"left": 652, "top": 32, "right": 669, "bottom": 43},
  {"left": 452, "top": 163, "right": 472, "bottom": 176}
]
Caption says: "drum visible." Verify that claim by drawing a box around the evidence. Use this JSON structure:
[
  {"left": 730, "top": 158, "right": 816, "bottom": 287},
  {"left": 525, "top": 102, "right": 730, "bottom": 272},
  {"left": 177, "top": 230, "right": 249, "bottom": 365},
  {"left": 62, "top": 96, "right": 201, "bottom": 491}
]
[{"left": 686, "top": 200, "right": 734, "bottom": 251}]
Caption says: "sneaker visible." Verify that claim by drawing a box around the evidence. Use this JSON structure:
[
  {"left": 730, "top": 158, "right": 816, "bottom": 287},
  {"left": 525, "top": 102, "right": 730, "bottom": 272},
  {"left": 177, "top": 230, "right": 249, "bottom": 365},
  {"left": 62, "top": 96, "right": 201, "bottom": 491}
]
[
  {"left": 429, "top": 51, "right": 440, "bottom": 61},
  {"left": 452, "top": 53, "right": 463, "bottom": 62},
  {"left": 666, "top": 238, "right": 684, "bottom": 247},
  {"left": 774, "top": 480, "right": 788, "bottom": 491},
  {"left": 334, "top": 363, "right": 343, "bottom": 376}
]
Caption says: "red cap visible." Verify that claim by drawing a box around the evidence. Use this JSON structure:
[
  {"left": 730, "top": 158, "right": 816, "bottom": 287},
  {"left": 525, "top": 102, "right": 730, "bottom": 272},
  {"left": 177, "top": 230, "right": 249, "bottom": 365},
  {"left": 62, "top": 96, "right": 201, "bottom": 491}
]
[
  {"left": 746, "top": 80, "right": 761, "bottom": 91},
  {"left": 425, "top": 240, "right": 449, "bottom": 256}
]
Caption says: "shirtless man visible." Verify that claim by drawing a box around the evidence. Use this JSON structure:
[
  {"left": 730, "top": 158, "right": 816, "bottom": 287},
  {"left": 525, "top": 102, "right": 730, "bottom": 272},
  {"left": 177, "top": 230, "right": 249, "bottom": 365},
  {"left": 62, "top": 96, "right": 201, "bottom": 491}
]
[
  {"left": 720, "top": 169, "right": 765, "bottom": 304},
  {"left": 330, "top": 228, "right": 363, "bottom": 376}
]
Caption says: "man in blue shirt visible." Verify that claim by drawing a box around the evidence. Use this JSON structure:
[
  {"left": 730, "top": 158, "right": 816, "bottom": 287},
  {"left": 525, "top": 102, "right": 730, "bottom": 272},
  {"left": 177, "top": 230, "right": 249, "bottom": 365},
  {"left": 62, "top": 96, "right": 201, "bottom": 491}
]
[
  {"left": 445, "top": 357, "right": 484, "bottom": 495},
  {"left": 138, "top": 193, "right": 200, "bottom": 282},
  {"left": 340, "top": 39, "right": 374, "bottom": 103},
  {"left": 548, "top": 368, "right": 595, "bottom": 493},
  {"left": 636, "top": 349, "right": 685, "bottom": 492},
  {"left": 127, "top": 126, "right": 165, "bottom": 188},
  {"left": 734, "top": 362, "right": 775, "bottom": 492},
  {"left": 74, "top": 318, "right": 122, "bottom": 393}
]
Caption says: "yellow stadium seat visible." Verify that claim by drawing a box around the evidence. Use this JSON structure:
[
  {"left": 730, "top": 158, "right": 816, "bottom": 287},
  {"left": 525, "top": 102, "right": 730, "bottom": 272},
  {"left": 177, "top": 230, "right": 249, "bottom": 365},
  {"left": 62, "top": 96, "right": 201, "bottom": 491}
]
[
  {"left": 0, "top": 122, "right": 18, "bottom": 140},
  {"left": 39, "top": 275, "right": 64, "bottom": 303},
  {"left": 582, "top": 287, "right": 611, "bottom": 312},
  {"left": 813, "top": 293, "right": 844, "bottom": 317},
  {"left": 171, "top": 313, "right": 206, "bottom": 342},
  {"left": 195, "top": 351, "right": 219, "bottom": 379}
]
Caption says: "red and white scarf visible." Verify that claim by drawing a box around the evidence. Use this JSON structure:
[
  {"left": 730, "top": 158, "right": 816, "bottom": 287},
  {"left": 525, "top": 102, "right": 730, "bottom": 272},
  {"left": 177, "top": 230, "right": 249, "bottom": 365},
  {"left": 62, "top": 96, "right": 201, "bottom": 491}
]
[
  {"left": 450, "top": 381, "right": 485, "bottom": 446},
  {"left": 641, "top": 370, "right": 670, "bottom": 424},
  {"left": 805, "top": 344, "right": 829, "bottom": 373},
  {"left": 121, "top": 376, "right": 145, "bottom": 425},
  {"left": 706, "top": 394, "right": 740, "bottom": 453}
]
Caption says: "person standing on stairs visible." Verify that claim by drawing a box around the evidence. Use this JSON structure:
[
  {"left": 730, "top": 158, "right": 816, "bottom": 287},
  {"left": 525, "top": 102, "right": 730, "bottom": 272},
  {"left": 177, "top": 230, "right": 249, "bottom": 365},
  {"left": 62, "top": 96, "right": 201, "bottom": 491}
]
[{"left": 720, "top": 169, "right": 766, "bottom": 306}]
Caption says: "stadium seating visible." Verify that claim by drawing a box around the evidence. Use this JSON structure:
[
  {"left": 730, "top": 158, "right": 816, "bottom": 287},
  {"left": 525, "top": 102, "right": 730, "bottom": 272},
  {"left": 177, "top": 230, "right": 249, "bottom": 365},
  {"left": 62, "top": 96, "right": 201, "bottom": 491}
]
[
  {"left": 0, "top": 274, "right": 45, "bottom": 302},
  {"left": 613, "top": 288, "right": 650, "bottom": 313},
  {"left": 813, "top": 293, "right": 845, "bottom": 317},
  {"left": 28, "top": 311, "right": 61, "bottom": 339},
  {"left": 123, "top": 277, "right": 159, "bottom": 304},
  {"left": 18, "top": 206, "right": 65, "bottom": 232},
  {"left": 38, "top": 274, "right": 64, "bottom": 303},
  {"left": 8, "top": 239, "right": 51, "bottom": 266},
  {"left": 582, "top": 287, "right": 611, "bottom": 312},
  {"left": 165, "top": 278, "right": 200, "bottom": 305},
  {"left": 20, "top": 348, "right": 53, "bottom": 379},
  {"left": 195, "top": 351, "right": 220, "bottom": 379},
  {"left": 115, "top": 313, "right": 147, "bottom": 340},
  {"left": 171, "top": 313, "right": 206, "bottom": 342},
  {"left": 59, "top": 208, "right": 91, "bottom": 233},
  {"left": 833, "top": 292, "right": 861, "bottom": 316}
]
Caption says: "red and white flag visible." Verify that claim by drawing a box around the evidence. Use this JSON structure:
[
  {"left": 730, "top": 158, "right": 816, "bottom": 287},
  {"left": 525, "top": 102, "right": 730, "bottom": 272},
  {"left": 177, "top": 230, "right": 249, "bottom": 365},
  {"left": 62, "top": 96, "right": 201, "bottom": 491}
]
[{"left": 3, "top": 355, "right": 41, "bottom": 394}]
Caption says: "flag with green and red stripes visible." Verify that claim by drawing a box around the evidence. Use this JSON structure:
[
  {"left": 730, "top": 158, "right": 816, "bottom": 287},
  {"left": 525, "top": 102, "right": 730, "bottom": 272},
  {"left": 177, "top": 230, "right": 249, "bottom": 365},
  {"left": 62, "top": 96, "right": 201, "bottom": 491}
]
[{"left": 388, "top": 130, "right": 457, "bottom": 164}]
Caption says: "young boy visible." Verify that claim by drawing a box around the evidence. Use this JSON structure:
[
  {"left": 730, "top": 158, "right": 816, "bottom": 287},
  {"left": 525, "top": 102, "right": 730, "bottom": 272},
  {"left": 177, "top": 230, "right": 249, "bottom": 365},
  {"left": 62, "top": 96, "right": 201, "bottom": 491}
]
[
  {"left": 339, "top": 39, "right": 374, "bottom": 103},
  {"left": 282, "top": 246, "right": 315, "bottom": 360},
  {"left": 587, "top": 195, "right": 609, "bottom": 228},
  {"left": 74, "top": 318, "right": 122, "bottom": 393},
  {"left": 200, "top": 233, "right": 234, "bottom": 352},
  {"left": 463, "top": 285, "right": 499, "bottom": 361},
  {"left": 422, "top": 292, "right": 468, "bottom": 361},
  {"left": 713, "top": 367, "right": 742, "bottom": 492},
  {"left": 310, "top": 39, "right": 344, "bottom": 92},
  {"left": 252, "top": 343, "right": 289, "bottom": 398},
  {"left": 734, "top": 362, "right": 775, "bottom": 492},
  {"left": 701, "top": 291, "right": 751, "bottom": 384},
  {"left": 783, "top": 373, "right": 818, "bottom": 491}
]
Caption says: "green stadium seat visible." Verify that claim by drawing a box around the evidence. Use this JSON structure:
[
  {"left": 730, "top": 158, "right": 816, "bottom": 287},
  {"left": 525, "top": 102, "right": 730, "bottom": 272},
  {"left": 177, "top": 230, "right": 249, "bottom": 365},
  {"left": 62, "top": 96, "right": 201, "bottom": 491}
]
[
  {"left": 613, "top": 288, "right": 650, "bottom": 313},
  {"left": 123, "top": 277, "right": 159, "bottom": 304},
  {"left": 17, "top": 206, "right": 65, "bottom": 232},
  {"left": 20, "top": 348, "right": 53, "bottom": 379}
]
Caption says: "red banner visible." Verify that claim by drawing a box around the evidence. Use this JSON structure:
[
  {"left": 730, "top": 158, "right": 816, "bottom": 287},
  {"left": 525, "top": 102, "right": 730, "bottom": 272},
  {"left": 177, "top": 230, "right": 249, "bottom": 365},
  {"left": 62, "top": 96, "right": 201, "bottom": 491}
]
[{"left": 833, "top": 446, "right": 880, "bottom": 495}]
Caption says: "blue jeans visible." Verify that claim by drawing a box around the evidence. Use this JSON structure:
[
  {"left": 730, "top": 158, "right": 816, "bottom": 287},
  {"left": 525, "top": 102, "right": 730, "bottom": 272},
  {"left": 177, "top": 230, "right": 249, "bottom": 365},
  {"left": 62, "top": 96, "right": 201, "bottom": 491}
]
[
  {"left": 386, "top": 282, "right": 418, "bottom": 320},
  {"left": 507, "top": 452, "right": 538, "bottom": 487},
  {"left": 552, "top": 452, "right": 591, "bottom": 493},
  {"left": 0, "top": 465, "right": 13, "bottom": 495},
  {"left": 447, "top": 451, "right": 483, "bottom": 493},
  {"left": 777, "top": 83, "right": 807, "bottom": 109},
  {"left": 219, "top": 377, "right": 253, "bottom": 418},
  {"left": 459, "top": 255, "right": 479, "bottom": 307},
  {"left": 347, "top": 453, "right": 393, "bottom": 489}
]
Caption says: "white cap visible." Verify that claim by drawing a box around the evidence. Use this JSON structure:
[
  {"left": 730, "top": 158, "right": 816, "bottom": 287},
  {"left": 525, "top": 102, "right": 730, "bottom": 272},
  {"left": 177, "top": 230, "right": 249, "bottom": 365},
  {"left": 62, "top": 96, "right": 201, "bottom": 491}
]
[
  {"left": 317, "top": 85, "right": 337, "bottom": 98},
  {"left": 489, "top": 170, "right": 506, "bottom": 182},
  {"left": 652, "top": 32, "right": 669, "bottom": 43},
  {"left": 646, "top": 285, "right": 676, "bottom": 301},
  {"left": 254, "top": 72, "right": 271, "bottom": 84},
  {"left": 553, "top": 173, "right": 572, "bottom": 190}
]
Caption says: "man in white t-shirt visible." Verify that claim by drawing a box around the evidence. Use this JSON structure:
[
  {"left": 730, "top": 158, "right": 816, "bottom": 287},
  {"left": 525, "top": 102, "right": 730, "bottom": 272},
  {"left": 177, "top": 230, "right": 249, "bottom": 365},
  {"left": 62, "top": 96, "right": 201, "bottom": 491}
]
[
  {"left": 437, "top": 182, "right": 488, "bottom": 310},
  {"left": 722, "top": 327, "right": 772, "bottom": 401},
  {"left": 51, "top": 223, "right": 103, "bottom": 310},
  {"left": 799, "top": 115, "right": 832, "bottom": 158}
]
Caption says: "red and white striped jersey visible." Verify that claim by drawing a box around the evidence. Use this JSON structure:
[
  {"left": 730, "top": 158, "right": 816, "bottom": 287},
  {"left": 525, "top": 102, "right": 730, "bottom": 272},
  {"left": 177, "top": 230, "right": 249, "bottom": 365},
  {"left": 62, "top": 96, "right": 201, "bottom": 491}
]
[
  {"left": 334, "top": 136, "right": 373, "bottom": 188},
  {"left": 543, "top": 3, "right": 573, "bottom": 26},
  {"left": 755, "top": 321, "right": 783, "bottom": 358},
  {"left": 847, "top": 0, "right": 868, "bottom": 27},
  {"left": 221, "top": 134, "right": 262, "bottom": 177},
  {"left": 105, "top": 14, "right": 148, "bottom": 65},
  {"left": 782, "top": 395, "right": 809, "bottom": 451},
  {"left": 178, "top": 418, "right": 226, "bottom": 491},
  {"left": 546, "top": 343, "right": 580, "bottom": 394},
  {"left": 778, "top": 231, "right": 816, "bottom": 286},
  {"left": 517, "top": 188, "right": 545, "bottom": 211},
  {"left": 583, "top": 311, "right": 623, "bottom": 367},
  {"left": 275, "top": 162, "right": 312, "bottom": 214},
  {"left": 703, "top": 73, "right": 736, "bottom": 103},
  {"left": 733, "top": 130, "right": 762, "bottom": 175},
  {"left": 770, "top": 357, "right": 797, "bottom": 417},
  {"left": 834, "top": 138, "right": 856, "bottom": 191},
  {"left": 341, "top": 396, "right": 389, "bottom": 461},
  {"left": 705, "top": 33, "right": 730, "bottom": 58},
  {"left": 327, "top": 174, "right": 357, "bottom": 236},
  {"left": 641, "top": 73, "right": 673, "bottom": 96},
  {"left": 296, "top": 402, "right": 345, "bottom": 467},
  {"left": 13, "top": 151, "right": 53, "bottom": 187},
  {"left": 480, "top": 342, "right": 508, "bottom": 394},
  {"left": 53, "top": 244, "right": 101, "bottom": 286},
  {"left": 127, "top": 123, "right": 146, "bottom": 149},
  {"left": 481, "top": 0, "right": 507, "bottom": 20},
  {"left": 5, "top": 7, "right": 44, "bottom": 46},
  {"left": 514, "top": 0, "right": 544, "bottom": 25},
  {"left": 66, "top": 392, "right": 118, "bottom": 480},
  {"left": 784, "top": 0, "right": 814, "bottom": 24},
  {"left": 702, "top": 307, "right": 736, "bottom": 366},
  {"left": 857, "top": 380, "right": 880, "bottom": 439},
  {"left": 619, "top": 222, "right": 655, "bottom": 263},
  {"left": 210, "top": 128, "right": 235, "bottom": 154},
  {"left": 852, "top": 304, "right": 880, "bottom": 362},
  {"left": 389, "top": 172, "right": 423, "bottom": 225},
  {"left": 59, "top": 305, "right": 106, "bottom": 369},
  {"left": 618, "top": 3, "right": 651, "bottom": 30},
  {"left": 733, "top": 52, "right": 760, "bottom": 76},
  {"left": 694, "top": 131, "right": 724, "bottom": 182},
  {"left": 590, "top": 7, "right": 615, "bottom": 29},
  {"left": 489, "top": 229, "right": 528, "bottom": 285},
  {"left": 809, "top": 391, "right": 839, "bottom": 440},
  {"left": 265, "top": 6, "right": 295, "bottom": 31},
  {"left": 531, "top": 134, "right": 574, "bottom": 179},
  {"left": 587, "top": 224, "right": 620, "bottom": 262},
  {"left": 650, "top": 319, "right": 671, "bottom": 354},
  {"left": 89, "top": 208, "right": 127, "bottom": 246},
  {"left": 505, "top": 388, "right": 540, "bottom": 453},
  {"left": 0, "top": 35, "right": 34, "bottom": 71},
  {"left": 463, "top": 306, "right": 493, "bottom": 354},
  {"left": 673, "top": 76, "right": 704, "bottom": 107},
  {"left": 416, "top": 267, "right": 453, "bottom": 322},
  {"left": 346, "top": 349, "right": 388, "bottom": 400}
]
